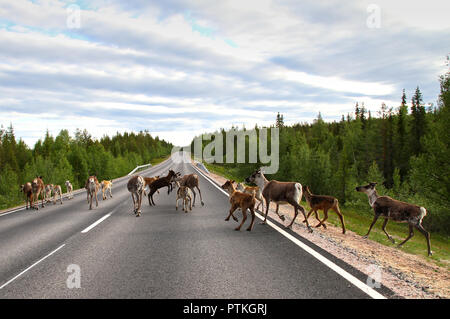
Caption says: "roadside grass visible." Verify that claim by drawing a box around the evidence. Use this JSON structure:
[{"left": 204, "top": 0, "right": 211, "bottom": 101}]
[{"left": 204, "top": 162, "right": 450, "bottom": 270}]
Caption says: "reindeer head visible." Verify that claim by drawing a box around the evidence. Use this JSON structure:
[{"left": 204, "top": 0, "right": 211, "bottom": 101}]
[
  {"left": 221, "top": 180, "right": 236, "bottom": 194},
  {"left": 355, "top": 182, "right": 377, "bottom": 195},
  {"left": 245, "top": 169, "right": 264, "bottom": 184}
]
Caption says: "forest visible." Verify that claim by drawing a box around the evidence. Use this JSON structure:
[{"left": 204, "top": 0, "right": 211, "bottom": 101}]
[
  {"left": 191, "top": 72, "right": 450, "bottom": 235},
  {"left": 0, "top": 128, "right": 173, "bottom": 210}
]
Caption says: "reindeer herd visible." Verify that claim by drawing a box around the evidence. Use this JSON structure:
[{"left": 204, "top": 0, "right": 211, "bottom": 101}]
[
  {"left": 18, "top": 166, "right": 433, "bottom": 256},
  {"left": 19, "top": 175, "right": 113, "bottom": 211}
]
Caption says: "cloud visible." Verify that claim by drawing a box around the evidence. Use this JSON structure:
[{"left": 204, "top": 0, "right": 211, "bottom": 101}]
[{"left": 0, "top": 0, "right": 448, "bottom": 147}]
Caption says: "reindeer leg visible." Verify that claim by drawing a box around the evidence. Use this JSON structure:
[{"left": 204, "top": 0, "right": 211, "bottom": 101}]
[
  {"left": 246, "top": 207, "right": 256, "bottom": 231},
  {"left": 398, "top": 224, "right": 414, "bottom": 248},
  {"left": 225, "top": 204, "right": 239, "bottom": 222},
  {"left": 316, "top": 209, "right": 328, "bottom": 229},
  {"left": 191, "top": 188, "right": 197, "bottom": 207},
  {"left": 275, "top": 204, "right": 285, "bottom": 221},
  {"left": 334, "top": 204, "right": 346, "bottom": 234},
  {"left": 415, "top": 223, "right": 432, "bottom": 256},
  {"left": 260, "top": 198, "right": 270, "bottom": 224},
  {"left": 235, "top": 206, "right": 247, "bottom": 231},
  {"left": 195, "top": 186, "right": 205, "bottom": 206},
  {"left": 136, "top": 190, "right": 143, "bottom": 217},
  {"left": 363, "top": 213, "right": 380, "bottom": 238},
  {"left": 381, "top": 218, "right": 395, "bottom": 243}
]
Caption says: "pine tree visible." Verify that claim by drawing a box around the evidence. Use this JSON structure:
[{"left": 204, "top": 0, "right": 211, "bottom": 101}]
[{"left": 411, "top": 86, "right": 427, "bottom": 155}]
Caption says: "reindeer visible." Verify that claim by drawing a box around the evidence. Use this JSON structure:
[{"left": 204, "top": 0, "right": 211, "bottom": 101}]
[
  {"left": 221, "top": 180, "right": 257, "bottom": 231},
  {"left": 177, "top": 174, "right": 204, "bottom": 207},
  {"left": 20, "top": 183, "right": 33, "bottom": 209},
  {"left": 147, "top": 170, "right": 179, "bottom": 206},
  {"left": 52, "top": 185, "right": 63, "bottom": 205},
  {"left": 302, "top": 186, "right": 346, "bottom": 234},
  {"left": 31, "top": 176, "right": 45, "bottom": 210},
  {"left": 236, "top": 182, "right": 263, "bottom": 213},
  {"left": 65, "top": 180, "right": 74, "bottom": 199},
  {"left": 245, "top": 169, "right": 312, "bottom": 232},
  {"left": 44, "top": 184, "right": 54, "bottom": 203},
  {"left": 175, "top": 185, "right": 194, "bottom": 213},
  {"left": 356, "top": 182, "right": 432, "bottom": 256},
  {"left": 127, "top": 175, "right": 145, "bottom": 217},
  {"left": 101, "top": 180, "right": 113, "bottom": 200},
  {"left": 143, "top": 176, "right": 160, "bottom": 196},
  {"left": 85, "top": 176, "right": 100, "bottom": 210}
]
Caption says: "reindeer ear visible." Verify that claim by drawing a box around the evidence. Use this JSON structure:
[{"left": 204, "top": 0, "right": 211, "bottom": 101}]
[{"left": 370, "top": 182, "right": 378, "bottom": 186}]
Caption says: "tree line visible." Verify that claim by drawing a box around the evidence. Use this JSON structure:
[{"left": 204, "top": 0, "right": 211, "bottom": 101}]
[
  {"left": 192, "top": 72, "right": 450, "bottom": 235},
  {"left": 0, "top": 128, "right": 173, "bottom": 210}
]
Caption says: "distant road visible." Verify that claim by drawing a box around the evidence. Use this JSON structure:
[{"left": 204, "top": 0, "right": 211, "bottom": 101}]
[{"left": 0, "top": 155, "right": 387, "bottom": 298}]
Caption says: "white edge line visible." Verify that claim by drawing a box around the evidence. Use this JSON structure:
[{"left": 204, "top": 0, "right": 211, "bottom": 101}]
[
  {"left": 81, "top": 213, "right": 111, "bottom": 233},
  {"left": 190, "top": 163, "right": 387, "bottom": 300},
  {"left": 0, "top": 244, "right": 66, "bottom": 290}
]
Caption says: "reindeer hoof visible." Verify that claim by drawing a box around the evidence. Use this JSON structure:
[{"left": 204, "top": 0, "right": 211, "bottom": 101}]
[
  {"left": 428, "top": 251, "right": 433, "bottom": 257},
  {"left": 233, "top": 217, "right": 239, "bottom": 222},
  {"left": 308, "top": 227, "right": 313, "bottom": 233},
  {"left": 389, "top": 237, "right": 395, "bottom": 244},
  {"left": 234, "top": 227, "right": 241, "bottom": 231},
  {"left": 225, "top": 217, "right": 230, "bottom": 221},
  {"left": 259, "top": 221, "right": 267, "bottom": 225},
  {"left": 279, "top": 215, "right": 285, "bottom": 221},
  {"left": 201, "top": 202, "right": 205, "bottom": 206}
]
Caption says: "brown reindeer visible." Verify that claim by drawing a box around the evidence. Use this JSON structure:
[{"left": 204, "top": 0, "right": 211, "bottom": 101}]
[
  {"left": 20, "top": 183, "right": 33, "bottom": 209},
  {"left": 127, "top": 175, "right": 145, "bottom": 217},
  {"left": 237, "top": 182, "right": 263, "bottom": 212},
  {"left": 245, "top": 169, "right": 312, "bottom": 232},
  {"left": 143, "top": 176, "right": 160, "bottom": 197},
  {"left": 101, "top": 180, "right": 113, "bottom": 200},
  {"left": 178, "top": 174, "right": 204, "bottom": 207},
  {"left": 356, "top": 182, "right": 432, "bottom": 256},
  {"left": 221, "top": 180, "right": 256, "bottom": 231},
  {"left": 52, "top": 185, "right": 63, "bottom": 205},
  {"left": 44, "top": 184, "right": 54, "bottom": 203},
  {"left": 85, "top": 176, "right": 100, "bottom": 210},
  {"left": 31, "top": 176, "right": 45, "bottom": 210},
  {"left": 175, "top": 185, "right": 194, "bottom": 212},
  {"left": 302, "top": 186, "right": 346, "bottom": 234},
  {"left": 147, "top": 170, "right": 179, "bottom": 206}
]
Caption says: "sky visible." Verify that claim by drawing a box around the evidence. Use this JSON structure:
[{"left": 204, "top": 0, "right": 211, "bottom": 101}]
[{"left": 0, "top": 0, "right": 449, "bottom": 147}]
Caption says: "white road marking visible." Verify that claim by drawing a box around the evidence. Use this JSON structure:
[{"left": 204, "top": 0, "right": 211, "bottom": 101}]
[
  {"left": 191, "top": 163, "right": 387, "bottom": 299},
  {"left": 81, "top": 213, "right": 111, "bottom": 233},
  {"left": 0, "top": 244, "right": 66, "bottom": 290}
]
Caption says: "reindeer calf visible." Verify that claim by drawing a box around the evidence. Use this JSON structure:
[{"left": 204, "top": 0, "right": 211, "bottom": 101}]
[
  {"left": 237, "top": 182, "right": 264, "bottom": 212},
  {"left": 65, "top": 181, "right": 74, "bottom": 199},
  {"left": 101, "top": 180, "right": 113, "bottom": 200},
  {"left": 52, "top": 185, "right": 63, "bottom": 205},
  {"left": 176, "top": 185, "right": 194, "bottom": 213},
  {"left": 302, "top": 186, "right": 346, "bottom": 234},
  {"left": 221, "top": 180, "right": 256, "bottom": 231},
  {"left": 20, "top": 183, "right": 33, "bottom": 209}
]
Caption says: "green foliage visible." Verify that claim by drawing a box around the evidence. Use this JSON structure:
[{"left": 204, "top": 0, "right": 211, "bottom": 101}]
[{"left": 0, "top": 127, "right": 173, "bottom": 209}]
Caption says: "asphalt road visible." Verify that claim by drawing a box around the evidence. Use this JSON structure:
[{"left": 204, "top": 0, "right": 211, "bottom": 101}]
[{"left": 0, "top": 155, "right": 385, "bottom": 299}]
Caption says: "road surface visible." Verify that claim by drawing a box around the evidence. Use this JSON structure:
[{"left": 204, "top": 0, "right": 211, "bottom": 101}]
[{"left": 0, "top": 155, "right": 389, "bottom": 298}]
